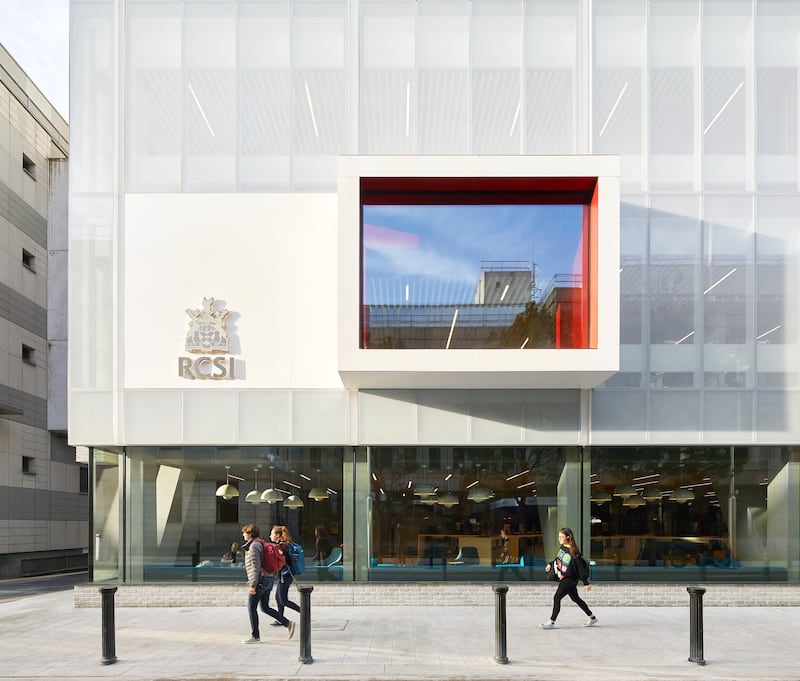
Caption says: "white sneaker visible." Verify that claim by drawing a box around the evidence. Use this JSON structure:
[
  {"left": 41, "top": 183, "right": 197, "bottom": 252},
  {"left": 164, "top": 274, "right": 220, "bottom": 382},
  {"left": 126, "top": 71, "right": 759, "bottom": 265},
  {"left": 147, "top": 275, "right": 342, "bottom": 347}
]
[
  {"left": 540, "top": 621, "right": 555, "bottom": 629},
  {"left": 583, "top": 616, "right": 598, "bottom": 627},
  {"left": 242, "top": 637, "right": 260, "bottom": 644}
]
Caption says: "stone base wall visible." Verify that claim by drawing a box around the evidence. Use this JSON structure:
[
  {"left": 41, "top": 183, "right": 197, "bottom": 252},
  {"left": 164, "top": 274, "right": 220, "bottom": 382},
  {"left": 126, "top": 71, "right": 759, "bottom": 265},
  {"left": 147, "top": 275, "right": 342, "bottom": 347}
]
[{"left": 74, "top": 582, "right": 800, "bottom": 608}]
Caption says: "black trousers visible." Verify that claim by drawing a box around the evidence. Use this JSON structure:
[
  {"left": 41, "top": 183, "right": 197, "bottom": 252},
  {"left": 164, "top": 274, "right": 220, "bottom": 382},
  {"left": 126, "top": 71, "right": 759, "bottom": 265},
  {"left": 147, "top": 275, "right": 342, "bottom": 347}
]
[{"left": 550, "top": 577, "right": 593, "bottom": 621}]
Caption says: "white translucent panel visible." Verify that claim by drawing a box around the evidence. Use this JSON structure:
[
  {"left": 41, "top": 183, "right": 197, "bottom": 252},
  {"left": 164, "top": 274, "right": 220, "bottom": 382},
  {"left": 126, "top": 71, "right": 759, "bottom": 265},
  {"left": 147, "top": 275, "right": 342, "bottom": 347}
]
[
  {"left": 70, "top": 1, "right": 114, "bottom": 194},
  {"left": 756, "top": 2, "right": 800, "bottom": 190},
  {"left": 521, "top": 390, "right": 580, "bottom": 436},
  {"left": 524, "top": 1, "right": 578, "bottom": 154},
  {"left": 418, "top": 1, "right": 469, "bottom": 69},
  {"left": 292, "top": 3, "right": 348, "bottom": 189},
  {"left": 470, "top": 2, "right": 521, "bottom": 153},
  {"left": 360, "top": 70, "right": 415, "bottom": 154},
  {"left": 590, "top": 390, "right": 646, "bottom": 442},
  {"left": 592, "top": 3, "right": 645, "bottom": 188},
  {"left": 755, "top": 197, "right": 800, "bottom": 366},
  {"left": 702, "top": 196, "right": 753, "bottom": 355},
  {"left": 238, "top": 392, "right": 291, "bottom": 444},
  {"left": 292, "top": 2, "right": 347, "bottom": 70},
  {"left": 360, "top": 2, "right": 415, "bottom": 153},
  {"left": 702, "top": 1, "right": 752, "bottom": 191},
  {"left": 239, "top": 70, "right": 291, "bottom": 190},
  {"left": 649, "top": 2, "right": 698, "bottom": 190},
  {"left": 239, "top": 2, "right": 290, "bottom": 69},
  {"left": 417, "top": 392, "right": 471, "bottom": 443},
  {"left": 361, "top": 1, "right": 414, "bottom": 70},
  {"left": 291, "top": 391, "right": 349, "bottom": 444},
  {"left": 68, "top": 194, "right": 115, "bottom": 390},
  {"left": 756, "top": 391, "right": 800, "bottom": 439},
  {"left": 359, "top": 391, "right": 419, "bottom": 444},
  {"left": 184, "top": 2, "right": 235, "bottom": 70},
  {"left": 703, "top": 391, "right": 753, "bottom": 434},
  {"left": 620, "top": 197, "right": 646, "bottom": 344},
  {"left": 125, "top": 2, "right": 182, "bottom": 192},
  {"left": 472, "top": 70, "right": 520, "bottom": 153},
  {"left": 184, "top": 3, "right": 237, "bottom": 191},
  {"left": 525, "top": 68, "right": 575, "bottom": 154},
  {"left": 472, "top": 1, "right": 521, "bottom": 68},
  {"left": 649, "top": 198, "right": 700, "bottom": 348},
  {"left": 417, "top": 70, "right": 469, "bottom": 153},
  {"left": 124, "top": 391, "right": 183, "bottom": 444},
  {"left": 649, "top": 391, "right": 700, "bottom": 437},
  {"left": 183, "top": 391, "right": 237, "bottom": 443}
]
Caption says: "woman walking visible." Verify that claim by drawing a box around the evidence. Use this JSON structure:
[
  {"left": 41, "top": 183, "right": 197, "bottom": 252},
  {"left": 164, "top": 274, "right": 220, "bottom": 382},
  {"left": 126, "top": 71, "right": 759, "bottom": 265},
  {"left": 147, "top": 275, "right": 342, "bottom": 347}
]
[
  {"left": 541, "top": 527, "right": 597, "bottom": 629},
  {"left": 269, "top": 525, "right": 301, "bottom": 624}
]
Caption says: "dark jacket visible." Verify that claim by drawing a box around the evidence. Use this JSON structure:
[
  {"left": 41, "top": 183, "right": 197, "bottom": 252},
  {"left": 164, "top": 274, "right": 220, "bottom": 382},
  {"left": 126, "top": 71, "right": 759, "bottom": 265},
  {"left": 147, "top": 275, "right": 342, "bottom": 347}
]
[{"left": 551, "top": 545, "right": 590, "bottom": 585}]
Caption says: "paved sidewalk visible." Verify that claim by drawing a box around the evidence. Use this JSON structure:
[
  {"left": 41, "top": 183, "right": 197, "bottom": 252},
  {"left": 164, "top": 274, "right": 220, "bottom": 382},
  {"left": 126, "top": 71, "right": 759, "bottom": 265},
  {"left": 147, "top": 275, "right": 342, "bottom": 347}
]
[{"left": 0, "top": 589, "right": 797, "bottom": 681}]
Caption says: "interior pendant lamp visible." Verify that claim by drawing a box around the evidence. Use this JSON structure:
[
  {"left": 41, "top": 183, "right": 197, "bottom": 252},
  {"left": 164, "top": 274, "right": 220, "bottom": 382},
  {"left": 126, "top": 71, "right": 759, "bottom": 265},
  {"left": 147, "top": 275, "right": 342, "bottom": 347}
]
[
  {"left": 670, "top": 464, "right": 695, "bottom": 504},
  {"left": 622, "top": 493, "right": 645, "bottom": 508},
  {"left": 284, "top": 470, "right": 305, "bottom": 509},
  {"left": 308, "top": 469, "right": 330, "bottom": 501},
  {"left": 215, "top": 466, "right": 243, "bottom": 500},
  {"left": 641, "top": 486, "right": 663, "bottom": 502},
  {"left": 244, "top": 466, "right": 264, "bottom": 505},
  {"left": 591, "top": 489, "right": 613, "bottom": 505},
  {"left": 414, "top": 464, "right": 437, "bottom": 499},
  {"left": 260, "top": 466, "right": 283, "bottom": 504},
  {"left": 613, "top": 466, "right": 637, "bottom": 499},
  {"left": 466, "top": 465, "right": 494, "bottom": 503},
  {"left": 437, "top": 469, "right": 459, "bottom": 508}
]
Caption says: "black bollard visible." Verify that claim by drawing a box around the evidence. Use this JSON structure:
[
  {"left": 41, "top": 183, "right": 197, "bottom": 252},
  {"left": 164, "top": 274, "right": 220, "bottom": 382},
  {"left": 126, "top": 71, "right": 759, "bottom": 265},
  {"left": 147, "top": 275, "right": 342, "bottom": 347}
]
[
  {"left": 493, "top": 584, "right": 509, "bottom": 665},
  {"left": 297, "top": 584, "right": 314, "bottom": 664},
  {"left": 99, "top": 586, "right": 118, "bottom": 665},
  {"left": 687, "top": 586, "right": 706, "bottom": 666}
]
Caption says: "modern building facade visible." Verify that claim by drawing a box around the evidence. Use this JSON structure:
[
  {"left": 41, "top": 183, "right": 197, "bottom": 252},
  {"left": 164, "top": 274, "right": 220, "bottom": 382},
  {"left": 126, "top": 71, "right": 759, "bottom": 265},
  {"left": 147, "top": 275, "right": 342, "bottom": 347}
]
[
  {"left": 0, "top": 43, "right": 83, "bottom": 579},
  {"left": 70, "top": 0, "right": 798, "bottom": 587}
]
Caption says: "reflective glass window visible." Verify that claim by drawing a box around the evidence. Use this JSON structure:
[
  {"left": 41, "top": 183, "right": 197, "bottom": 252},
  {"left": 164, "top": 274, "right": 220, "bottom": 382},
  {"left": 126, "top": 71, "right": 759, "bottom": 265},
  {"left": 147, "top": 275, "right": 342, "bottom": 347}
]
[
  {"left": 590, "top": 446, "right": 797, "bottom": 583},
  {"left": 360, "top": 178, "right": 594, "bottom": 350},
  {"left": 368, "top": 446, "right": 582, "bottom": 582},
  {"left": 123, "top": 447, "right": 344, "bottom": 583}
]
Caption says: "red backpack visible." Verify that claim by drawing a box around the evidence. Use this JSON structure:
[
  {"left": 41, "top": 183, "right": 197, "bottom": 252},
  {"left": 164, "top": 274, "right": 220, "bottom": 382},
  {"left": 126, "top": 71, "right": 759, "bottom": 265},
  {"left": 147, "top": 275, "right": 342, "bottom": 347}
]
[{"left": 258, "top": 538, "right": 286, "bottom": 575}]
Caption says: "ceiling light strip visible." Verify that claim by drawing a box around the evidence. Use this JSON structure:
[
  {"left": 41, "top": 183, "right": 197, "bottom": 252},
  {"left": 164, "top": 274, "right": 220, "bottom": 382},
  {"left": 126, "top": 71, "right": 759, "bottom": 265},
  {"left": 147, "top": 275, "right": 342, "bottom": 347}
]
[
  {"left": 704, "top": 268, "right": 737, "bottom": 295},
  {"left": 599, "top": 82, "right": 628, "bottom": 137},
  {"left": 188, "top": 83, "right": 215, "bottom": 137},
  {"left": 445, "top": 309, "right": 459, "bottom": 349},
  {"left": 304, "top": 82, "right": 319, "bottom": 137},
  {"left": 704, "top": 82, "right": 744, "bottom": 135}
]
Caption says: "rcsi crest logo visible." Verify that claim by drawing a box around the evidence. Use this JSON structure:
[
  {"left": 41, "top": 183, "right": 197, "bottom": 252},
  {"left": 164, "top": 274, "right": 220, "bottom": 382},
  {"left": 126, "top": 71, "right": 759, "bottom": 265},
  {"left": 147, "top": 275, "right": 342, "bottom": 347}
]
[{"left": 179, "top": 297, "right": 237, "bottom": 380}]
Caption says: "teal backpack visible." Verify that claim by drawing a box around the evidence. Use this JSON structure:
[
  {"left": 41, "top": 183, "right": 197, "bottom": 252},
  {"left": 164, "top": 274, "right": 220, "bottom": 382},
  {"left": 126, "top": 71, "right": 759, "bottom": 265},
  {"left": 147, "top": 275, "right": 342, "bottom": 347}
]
[{"left": 284, "top": 541, "right": 306, "bottom": 576}]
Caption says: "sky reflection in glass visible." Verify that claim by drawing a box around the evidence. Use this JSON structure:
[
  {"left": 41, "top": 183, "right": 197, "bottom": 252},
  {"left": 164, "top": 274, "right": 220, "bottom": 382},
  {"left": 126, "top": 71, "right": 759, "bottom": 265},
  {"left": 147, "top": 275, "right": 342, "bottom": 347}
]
[{"left": 363, "top": 203, "right": 584, "bottom": 306}]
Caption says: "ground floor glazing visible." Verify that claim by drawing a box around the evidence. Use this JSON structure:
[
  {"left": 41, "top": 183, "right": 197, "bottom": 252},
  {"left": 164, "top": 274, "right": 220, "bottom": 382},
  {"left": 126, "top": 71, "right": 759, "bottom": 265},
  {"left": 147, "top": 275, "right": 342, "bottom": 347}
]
[{"left": 90, "top": 445, "right": 799, "bottom": 584}]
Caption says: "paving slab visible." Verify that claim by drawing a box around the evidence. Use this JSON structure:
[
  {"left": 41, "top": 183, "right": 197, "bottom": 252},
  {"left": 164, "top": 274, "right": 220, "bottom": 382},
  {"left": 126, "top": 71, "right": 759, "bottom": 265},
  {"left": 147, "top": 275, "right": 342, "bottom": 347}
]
[{"left": 0, "top": 589, "right": 797, "bottom": 681}]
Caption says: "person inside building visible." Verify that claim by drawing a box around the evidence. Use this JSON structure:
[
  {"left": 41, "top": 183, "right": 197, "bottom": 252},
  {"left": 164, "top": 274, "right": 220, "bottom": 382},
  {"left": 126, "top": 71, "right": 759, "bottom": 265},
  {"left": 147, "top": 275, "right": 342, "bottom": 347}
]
[{"left": 311, "top": 524, "right": 338, "bottom": 565}]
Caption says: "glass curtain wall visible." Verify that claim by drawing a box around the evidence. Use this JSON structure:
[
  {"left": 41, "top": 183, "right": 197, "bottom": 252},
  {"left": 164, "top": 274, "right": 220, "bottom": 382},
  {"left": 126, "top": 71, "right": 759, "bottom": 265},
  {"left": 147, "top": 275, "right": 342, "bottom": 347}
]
[
  {"left": 367, "top": 445, "right": 798, "bottom": 583},
  {"left": 368, "top": 446, "right": 584, "bottom": 582},
  {"left": 92, "top": 446, "right": 344, "bottom": 583},
  {"left": 92, "top": 448, "right": 122, "bottom": 582}
]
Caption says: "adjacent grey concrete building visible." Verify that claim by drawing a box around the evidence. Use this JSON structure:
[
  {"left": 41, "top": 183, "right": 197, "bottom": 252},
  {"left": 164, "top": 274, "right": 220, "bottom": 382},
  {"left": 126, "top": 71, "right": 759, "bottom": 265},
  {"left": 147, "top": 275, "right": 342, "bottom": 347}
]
[{"left": 0, "top": 41, "right": 85, "bottom": 579}]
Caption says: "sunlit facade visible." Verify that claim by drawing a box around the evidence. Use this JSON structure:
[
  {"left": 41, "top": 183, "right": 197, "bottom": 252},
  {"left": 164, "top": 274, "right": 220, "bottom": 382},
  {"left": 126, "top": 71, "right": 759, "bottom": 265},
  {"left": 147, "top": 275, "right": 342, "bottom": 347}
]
[{"left": 70, "top": 0, "right": 799, "bottom": 587}]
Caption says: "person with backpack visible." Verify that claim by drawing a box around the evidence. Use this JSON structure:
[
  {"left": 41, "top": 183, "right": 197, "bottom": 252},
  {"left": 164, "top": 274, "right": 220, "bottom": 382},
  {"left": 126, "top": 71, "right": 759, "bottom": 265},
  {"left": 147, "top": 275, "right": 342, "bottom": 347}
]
[
  {"left": 269, "top": 525, "right": 301, "bottom": 625},
  {"left": 540, "top": 527, "right": 597, "bottom": 629},
  {"left": 240, "top": 524, "right": 295, "bottom": 643}
]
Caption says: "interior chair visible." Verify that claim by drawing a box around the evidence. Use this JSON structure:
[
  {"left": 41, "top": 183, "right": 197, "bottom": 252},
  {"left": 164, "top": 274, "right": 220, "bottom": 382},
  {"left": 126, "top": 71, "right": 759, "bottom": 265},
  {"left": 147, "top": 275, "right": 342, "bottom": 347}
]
[
  {"left": 453, "top": 546, "right": 480, "bottom": 565},
  {"left": 322, "top": 546, "right": 343, "bottom": 566}
]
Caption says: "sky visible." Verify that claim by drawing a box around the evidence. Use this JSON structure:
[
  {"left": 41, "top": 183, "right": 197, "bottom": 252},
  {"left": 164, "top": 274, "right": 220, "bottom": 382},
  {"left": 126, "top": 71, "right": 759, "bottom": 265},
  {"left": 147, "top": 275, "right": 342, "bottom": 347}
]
[{"left": 0, "top": 0, "right": 69, "bottom": 121}]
